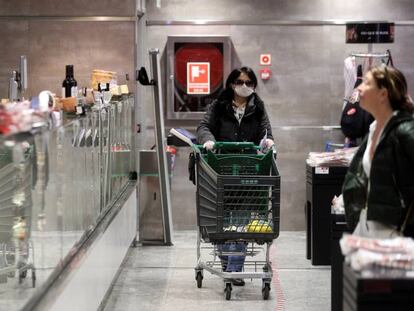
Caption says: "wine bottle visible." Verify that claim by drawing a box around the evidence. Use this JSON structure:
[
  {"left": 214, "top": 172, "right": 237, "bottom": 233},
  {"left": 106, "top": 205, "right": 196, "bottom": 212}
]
[{"left": 62, "top": 65, "right": 78, "bottom": 98}]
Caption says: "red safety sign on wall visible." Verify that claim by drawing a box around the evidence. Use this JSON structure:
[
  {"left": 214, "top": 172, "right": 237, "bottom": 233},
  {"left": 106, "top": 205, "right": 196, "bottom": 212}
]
[
  {"left": 260, "top": 54, "right": 271, "bottom": 66},
  {"left": 187, "top": 62, "right": 210, "bottom": 94}
]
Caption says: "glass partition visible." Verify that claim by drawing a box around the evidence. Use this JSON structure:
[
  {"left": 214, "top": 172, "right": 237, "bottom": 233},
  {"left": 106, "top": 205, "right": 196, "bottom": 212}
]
[{"left": 0, "top": 95, "right": 135, "bottom": 311}]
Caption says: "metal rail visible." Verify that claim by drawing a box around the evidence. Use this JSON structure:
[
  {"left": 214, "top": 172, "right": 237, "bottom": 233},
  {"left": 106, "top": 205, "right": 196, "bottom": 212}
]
[
  {"left": 146, "top": 19, "right": 413, "bottom": 26},
  {"left": 0, "top": 16, "right": 135, "bottom": 22}
]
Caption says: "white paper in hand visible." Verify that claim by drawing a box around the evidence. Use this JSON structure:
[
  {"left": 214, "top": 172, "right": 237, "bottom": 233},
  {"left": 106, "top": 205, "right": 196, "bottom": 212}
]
[{"left": 259, "top": 129, "right": 268, "bottom": 153}]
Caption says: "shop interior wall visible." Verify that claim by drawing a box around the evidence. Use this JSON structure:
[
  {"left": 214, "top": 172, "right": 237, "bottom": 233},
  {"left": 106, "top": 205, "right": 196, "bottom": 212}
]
[
  {"left": 142, "top": 0, "right": 414, "bottom": 231},
  {"left": 0, "top": 0, "right": 136, "bottom": 99}
]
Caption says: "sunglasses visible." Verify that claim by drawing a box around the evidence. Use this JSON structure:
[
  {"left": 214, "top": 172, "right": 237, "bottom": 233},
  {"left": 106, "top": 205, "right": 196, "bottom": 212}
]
[{"left": 233, "top": 79, "right": 255, "bottom": 88}]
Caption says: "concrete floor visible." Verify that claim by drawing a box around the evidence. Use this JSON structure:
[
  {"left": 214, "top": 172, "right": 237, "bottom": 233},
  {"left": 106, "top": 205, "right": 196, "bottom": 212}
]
[{"left": 101, "top": 231, "right": 331, "bottom": 311}]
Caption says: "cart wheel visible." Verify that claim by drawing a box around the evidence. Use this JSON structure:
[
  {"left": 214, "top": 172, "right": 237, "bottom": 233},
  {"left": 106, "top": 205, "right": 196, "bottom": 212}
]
[
  {"left": 262, "top": 283, "right": 271, "bottom": 300},
  {"left": 196, "top": 272, "right": 203, "bottom": 288},
  {"left": 32, "top": 270, "right": 36, "bottom": 288},
  {"left": 225, "top": 283, "right": 232, "bottom": 300}
]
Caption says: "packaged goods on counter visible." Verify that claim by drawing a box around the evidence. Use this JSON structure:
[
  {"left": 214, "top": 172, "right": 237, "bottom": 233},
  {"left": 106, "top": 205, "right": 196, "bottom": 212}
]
[
  {"left": 0, "top": 100, "right": 46, "bottom": 135},
  {"left": 340, "top": 234, "right": 414, "bottom": 271},
  {"left": 306, "top": 147, "right": 358, "bottom": 167},
  {"left": 91, "top": 69, "right": 117, "bottom": 91}
]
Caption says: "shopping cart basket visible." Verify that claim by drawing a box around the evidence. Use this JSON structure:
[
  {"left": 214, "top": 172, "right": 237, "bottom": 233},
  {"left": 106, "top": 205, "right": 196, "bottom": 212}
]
[{"left": 193, "top": 142, "right": 280, "bottom": 300}]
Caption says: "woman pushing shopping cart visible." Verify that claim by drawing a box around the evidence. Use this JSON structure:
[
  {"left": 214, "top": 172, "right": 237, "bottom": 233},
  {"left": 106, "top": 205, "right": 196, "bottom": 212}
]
[{"left": 192, "top": 66, "right": 279, "bottom": 300}]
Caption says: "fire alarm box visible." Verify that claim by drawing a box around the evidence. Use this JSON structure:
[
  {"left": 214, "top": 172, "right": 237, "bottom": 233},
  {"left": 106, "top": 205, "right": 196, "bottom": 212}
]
[
  {"left": 260, "top": 68, "right": 272, "bottom": 80},
  {"left": 166, "top": 36, "right": 232, "bottom": 120}
]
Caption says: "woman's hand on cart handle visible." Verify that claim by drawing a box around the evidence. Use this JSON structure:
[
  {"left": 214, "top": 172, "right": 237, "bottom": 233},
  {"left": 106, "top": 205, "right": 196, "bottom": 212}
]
[
  {"left": 260, "top": 138, "right": 276, "bottom": 154},
  {"left": 265, "top": 139, "right": 275, "bottom": 149},
  {"left": 203, "top": 140, "right": 215, "bottom": 150}
]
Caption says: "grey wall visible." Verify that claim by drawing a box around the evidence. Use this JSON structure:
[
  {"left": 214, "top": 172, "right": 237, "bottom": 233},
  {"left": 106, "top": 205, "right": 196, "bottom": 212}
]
[
  {"left": 142, "top": 0, "right": 414, "bottom": 230},
  {"left": 0, "top": 0, "right": 135, "bottom": 98},
  {"left": 0, "top": 0, "right": 135, "bottom": 16},
  {"left": 146, "top": 0, "right": 414, "bottom": 21}
]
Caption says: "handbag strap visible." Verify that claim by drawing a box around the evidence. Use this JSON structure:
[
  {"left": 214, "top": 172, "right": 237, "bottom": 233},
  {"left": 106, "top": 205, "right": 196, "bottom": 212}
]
[{"left": 400, "top": 200, "right": 414, "bottom": 233}]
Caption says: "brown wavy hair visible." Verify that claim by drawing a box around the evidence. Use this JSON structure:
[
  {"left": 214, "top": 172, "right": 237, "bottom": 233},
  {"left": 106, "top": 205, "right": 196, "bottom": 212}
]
[{"left": 370, "top": 65, "right": 414, "bottom": 113}]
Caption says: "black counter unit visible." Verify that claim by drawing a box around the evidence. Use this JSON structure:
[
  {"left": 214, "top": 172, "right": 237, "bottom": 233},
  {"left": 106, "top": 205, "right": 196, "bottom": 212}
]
[
  {"left": 343, "top": 264, "right": 414, "bottom": 311},
  {"left": 306, "top": 164, "right": 348, "bottom": 265},
  {"left": 331, "top": 212, "right": 351, "bottom": 311}
]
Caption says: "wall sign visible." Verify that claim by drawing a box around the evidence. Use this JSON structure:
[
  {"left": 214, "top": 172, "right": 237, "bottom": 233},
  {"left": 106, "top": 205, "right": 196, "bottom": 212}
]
[
  {"left": 346, "top": 23, "right": 394, "bottom": 43},
  {"left": 187, "top": 62, "right": 210, "bottom": 94},
  {"left": 260, "top": 54, "right": 271, "bottom": 65}
]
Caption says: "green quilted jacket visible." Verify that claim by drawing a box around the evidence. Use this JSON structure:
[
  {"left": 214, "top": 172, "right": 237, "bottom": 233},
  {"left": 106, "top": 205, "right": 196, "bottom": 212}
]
[{"left": 342, "top": 111, "right": 414, "bottom": 232}]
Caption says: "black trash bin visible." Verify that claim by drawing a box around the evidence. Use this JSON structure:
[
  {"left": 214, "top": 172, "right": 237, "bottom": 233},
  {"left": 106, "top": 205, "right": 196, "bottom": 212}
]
[
  {"left": 343, "top": 264, "right": 414, "bottom": 310},
  {"left": 331, "top": 212, "right": 351, "bottom": 311},
  {"left": 306, "top": 164, "right": 348, "bottom": 265}
]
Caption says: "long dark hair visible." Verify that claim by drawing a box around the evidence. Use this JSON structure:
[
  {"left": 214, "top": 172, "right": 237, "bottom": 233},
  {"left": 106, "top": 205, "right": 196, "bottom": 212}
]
[
  {"left": 371, "top": 65, "right": 414, "bottom": 113},
  {"left": 218, "top": 66, "right": 258, "bottom": 100}
]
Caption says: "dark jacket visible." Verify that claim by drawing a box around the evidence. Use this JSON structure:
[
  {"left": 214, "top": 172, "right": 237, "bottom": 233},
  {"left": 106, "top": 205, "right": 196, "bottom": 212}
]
[
  {"left": 342, "top": 111, "right": 414, "bottom": 232},
  {"left": 196, "top": 93, "right": 273, "bottom": 145}
]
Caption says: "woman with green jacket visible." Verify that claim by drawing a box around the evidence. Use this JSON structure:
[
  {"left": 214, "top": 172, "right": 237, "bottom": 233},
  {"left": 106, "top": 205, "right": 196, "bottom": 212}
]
[{"left": 342, "top": 65, "right": 414, "bottom": 238}]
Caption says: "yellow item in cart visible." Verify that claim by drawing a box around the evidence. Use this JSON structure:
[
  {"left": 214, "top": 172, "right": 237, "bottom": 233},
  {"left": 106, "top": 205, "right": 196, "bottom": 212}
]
[{"left": 245, "top": 220, "right": 273, "bottom": 233}]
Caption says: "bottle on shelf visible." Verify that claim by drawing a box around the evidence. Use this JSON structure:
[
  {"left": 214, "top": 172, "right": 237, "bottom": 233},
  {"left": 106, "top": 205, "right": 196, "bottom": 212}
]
[{"left": 62, "top": 65, "right": 78, "bottom": 98}]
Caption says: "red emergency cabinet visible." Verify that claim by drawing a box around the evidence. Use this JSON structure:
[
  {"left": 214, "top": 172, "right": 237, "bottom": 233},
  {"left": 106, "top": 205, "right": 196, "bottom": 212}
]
[{"left": 166, "top": 36, "right": 232, "bottom": 120}]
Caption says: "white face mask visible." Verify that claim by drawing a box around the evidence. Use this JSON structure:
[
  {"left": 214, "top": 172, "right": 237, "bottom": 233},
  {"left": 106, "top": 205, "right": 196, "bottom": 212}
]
[{"left": 234, "top": 84, "right": 254, "bottom": 98}]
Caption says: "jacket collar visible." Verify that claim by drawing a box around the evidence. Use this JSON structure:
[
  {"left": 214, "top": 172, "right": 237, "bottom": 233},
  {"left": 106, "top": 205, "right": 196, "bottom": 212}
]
[
  {"left": 218, "top": 93, "right": 264, "bottom": 116},
  {"left": 381, "top": 110, "right": 413, "bottom": 138},
  {"left": 354, "top": 111, "right": 412, "bottom": 163}
]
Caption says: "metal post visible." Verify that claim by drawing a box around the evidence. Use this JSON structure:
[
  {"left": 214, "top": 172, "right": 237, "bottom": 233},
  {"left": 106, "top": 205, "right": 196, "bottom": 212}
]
[
  {"left": 105, "top": 106, "right": 113, "bottom": 205},
  {"left": 149, "top": 48, "right": 173, "bottom": 245}
]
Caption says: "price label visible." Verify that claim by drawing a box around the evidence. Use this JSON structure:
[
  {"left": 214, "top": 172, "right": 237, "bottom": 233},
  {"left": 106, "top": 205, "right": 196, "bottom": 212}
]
[{"left": 315, "top": 167, "right": 329, "bottom": 174}]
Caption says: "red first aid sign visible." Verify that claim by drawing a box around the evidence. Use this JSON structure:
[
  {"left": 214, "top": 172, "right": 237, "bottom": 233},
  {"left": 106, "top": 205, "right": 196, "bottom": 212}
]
[
  {"left": 187, "top": 62, "right": 210, "bottom": 94},
  {"left": 260, "top": 54, "right": 271, "bottom": 66}
]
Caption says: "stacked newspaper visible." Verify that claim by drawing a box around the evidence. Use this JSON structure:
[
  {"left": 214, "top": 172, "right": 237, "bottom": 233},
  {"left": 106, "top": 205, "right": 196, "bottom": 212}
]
[
  {"left": 340, "top": 234, "right": 414, "bottom": 271},
  {"left": 306, "top": 147, "right": 358, "bottom": 167}
]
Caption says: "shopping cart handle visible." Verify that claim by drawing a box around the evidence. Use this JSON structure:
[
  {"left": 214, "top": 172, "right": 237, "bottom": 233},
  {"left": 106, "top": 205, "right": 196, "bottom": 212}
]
[
  {"left": 212, "top": 142, "right": 258, "bottom": 150},
  {"left": 194, "top": 143, "right": 258, "bottom": 151},
  {"left": 194, "top": 141, "right": 266, "bottom": 154}
]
